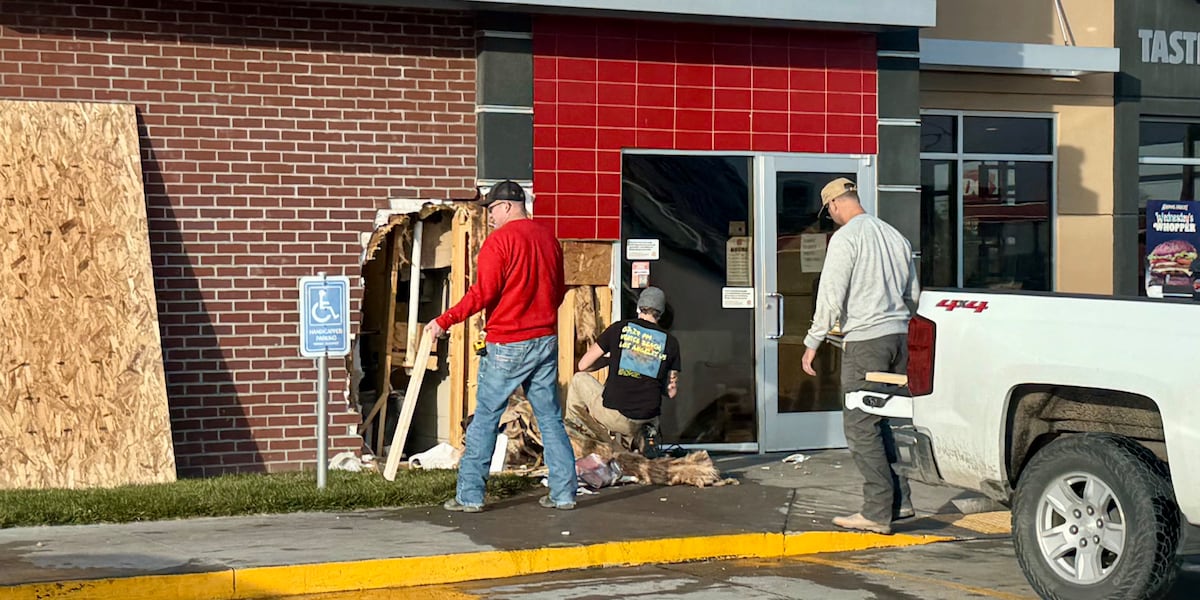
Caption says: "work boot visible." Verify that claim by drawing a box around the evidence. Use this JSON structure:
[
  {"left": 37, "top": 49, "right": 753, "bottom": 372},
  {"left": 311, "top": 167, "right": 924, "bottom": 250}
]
[
  {"left": 832, "top": 513, "right": 892, "bottom": 535},
  {"left": 538, "top": 495, "right": 576, "bottom": 510},
  {"left": 443, "top": 498, "right": 483, "bottom": 513}
]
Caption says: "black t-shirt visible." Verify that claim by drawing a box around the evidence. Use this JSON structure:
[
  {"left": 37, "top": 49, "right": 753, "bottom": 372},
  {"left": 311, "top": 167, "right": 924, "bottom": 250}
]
[{"left": 595, "top": 318, "right": 682, "bottom": 420}]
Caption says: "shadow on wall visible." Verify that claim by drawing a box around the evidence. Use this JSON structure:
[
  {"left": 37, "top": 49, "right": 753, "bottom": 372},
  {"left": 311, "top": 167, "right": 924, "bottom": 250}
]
[
  {"left": 136, "top": 112, "right": 264, "bottom": 475},
  {"left": 1056, "top": 145, "right": 1106, "bottom": 293}
]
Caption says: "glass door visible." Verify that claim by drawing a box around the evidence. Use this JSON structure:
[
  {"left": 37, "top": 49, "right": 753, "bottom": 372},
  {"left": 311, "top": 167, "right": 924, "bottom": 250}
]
[{"left": 755, "top": 154, "right": 876, "bottom": 452}]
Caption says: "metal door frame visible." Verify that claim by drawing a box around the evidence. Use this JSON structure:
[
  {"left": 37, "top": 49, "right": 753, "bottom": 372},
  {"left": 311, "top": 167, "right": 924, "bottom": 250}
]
[{"left": 754, "top": 153, "right": 876, "bottom": 453}]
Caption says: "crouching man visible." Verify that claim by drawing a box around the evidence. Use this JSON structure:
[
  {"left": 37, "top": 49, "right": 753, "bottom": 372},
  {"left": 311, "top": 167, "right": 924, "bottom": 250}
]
[{"left": 569, "top": 287, "right": 681, "bottom": 455}]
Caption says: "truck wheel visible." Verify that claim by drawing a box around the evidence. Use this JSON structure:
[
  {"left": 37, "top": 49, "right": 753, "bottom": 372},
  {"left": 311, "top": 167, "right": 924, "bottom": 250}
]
[{"left": 1012, "top": 433, "right": 1181, "bottom": 600}]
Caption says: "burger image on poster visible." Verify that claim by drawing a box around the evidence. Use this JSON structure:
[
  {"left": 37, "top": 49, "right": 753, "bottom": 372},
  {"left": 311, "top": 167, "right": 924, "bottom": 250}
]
[{"left": 1147, "top": 239, "right": 1198, "bottom": 290}]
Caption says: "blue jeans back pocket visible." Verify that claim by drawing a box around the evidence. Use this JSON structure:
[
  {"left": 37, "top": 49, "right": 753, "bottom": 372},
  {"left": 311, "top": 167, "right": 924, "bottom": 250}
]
[{"left": 487, "top": 341, "right": 526, "bottom": 373}]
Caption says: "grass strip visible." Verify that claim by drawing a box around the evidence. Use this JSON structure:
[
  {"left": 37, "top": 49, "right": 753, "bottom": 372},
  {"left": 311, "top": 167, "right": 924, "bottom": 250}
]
[{"left": 0, "top": 470, "right": 534, "bottom": 528}]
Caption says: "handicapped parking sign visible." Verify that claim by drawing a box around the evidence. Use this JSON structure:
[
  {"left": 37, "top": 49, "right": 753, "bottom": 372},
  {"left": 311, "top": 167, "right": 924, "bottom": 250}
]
[{"left": 299, "top": 274, "right": 351, "bottom": 357}]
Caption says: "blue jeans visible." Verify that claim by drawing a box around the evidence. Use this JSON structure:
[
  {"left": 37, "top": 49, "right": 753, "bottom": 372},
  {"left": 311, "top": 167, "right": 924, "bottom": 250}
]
[{"left": 456, "top": 335, "right": 578, "bottom": 507}]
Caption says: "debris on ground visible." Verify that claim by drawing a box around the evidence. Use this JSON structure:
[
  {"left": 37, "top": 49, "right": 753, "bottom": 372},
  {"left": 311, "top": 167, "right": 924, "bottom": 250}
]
[{"left": 498, "top": 396, "right": 739, "bottom": 489}]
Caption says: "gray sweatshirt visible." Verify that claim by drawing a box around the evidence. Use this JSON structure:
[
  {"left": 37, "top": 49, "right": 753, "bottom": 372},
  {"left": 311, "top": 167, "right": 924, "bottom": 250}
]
[{"left": 803, "top": 213, "right": 921, "bottom": 350}]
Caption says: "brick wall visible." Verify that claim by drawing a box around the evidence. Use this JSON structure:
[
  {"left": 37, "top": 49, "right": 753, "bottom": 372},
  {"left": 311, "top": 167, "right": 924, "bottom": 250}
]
[
  {"left": 532, "top": 17, "right": 877, "bottom": 240},
  {"left": 0, "top": 0, "right": 477, "bottom": 476}
]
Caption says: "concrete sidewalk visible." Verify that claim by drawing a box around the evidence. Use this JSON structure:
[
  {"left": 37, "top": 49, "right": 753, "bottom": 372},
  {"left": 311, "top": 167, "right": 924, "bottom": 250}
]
[{"left": 0, "top": 451, "right": 1011, "bottom": 600}]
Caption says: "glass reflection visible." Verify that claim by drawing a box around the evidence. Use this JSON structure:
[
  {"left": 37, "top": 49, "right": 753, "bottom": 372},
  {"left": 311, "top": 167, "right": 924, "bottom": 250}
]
[{"left": 620, "top": 154, "right": 756, "bottom": 444}]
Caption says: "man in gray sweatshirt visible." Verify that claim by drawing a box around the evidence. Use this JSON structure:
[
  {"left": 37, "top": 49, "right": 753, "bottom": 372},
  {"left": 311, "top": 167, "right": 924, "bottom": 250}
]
[{"left": 802, "top": 177, "right": 921, "bottom": 535}]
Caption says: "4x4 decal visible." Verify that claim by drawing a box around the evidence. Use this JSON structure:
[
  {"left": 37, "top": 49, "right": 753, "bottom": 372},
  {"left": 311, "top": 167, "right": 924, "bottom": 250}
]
[{"left": 936, "top": 299, "right": 989, "bottom": 313}]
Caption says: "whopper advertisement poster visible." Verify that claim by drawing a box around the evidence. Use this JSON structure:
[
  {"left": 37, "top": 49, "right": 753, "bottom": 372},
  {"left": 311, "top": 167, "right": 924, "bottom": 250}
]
[{"left": 1145, "top": 200, "right": 1199, "bottom": 298}]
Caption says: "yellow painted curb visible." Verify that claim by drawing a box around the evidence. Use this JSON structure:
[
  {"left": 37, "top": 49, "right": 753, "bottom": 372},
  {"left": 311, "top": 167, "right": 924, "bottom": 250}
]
[{"left": 0, "top": 531, "right": 952, "bottom": 600}]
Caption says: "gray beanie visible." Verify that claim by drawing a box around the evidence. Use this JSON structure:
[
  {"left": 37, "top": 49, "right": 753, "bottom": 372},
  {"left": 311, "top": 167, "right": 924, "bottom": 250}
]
[{"left": 637, "top": 286, "right": 667, "bottom": 314}]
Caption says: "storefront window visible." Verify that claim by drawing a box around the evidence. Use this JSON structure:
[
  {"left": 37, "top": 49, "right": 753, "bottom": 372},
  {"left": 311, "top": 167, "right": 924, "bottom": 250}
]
[
  {"left": 920, "top": 160, "right": 957, "bottom": 288},
  {"left": 920, "top": 113, "right": 1055, "bottom": 290},
  {"left": 1137, "top": 119, "right": 1200, "bottom": 295}
]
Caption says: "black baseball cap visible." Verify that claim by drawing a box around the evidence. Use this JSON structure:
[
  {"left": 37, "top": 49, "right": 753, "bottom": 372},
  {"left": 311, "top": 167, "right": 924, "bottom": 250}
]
[{"left": 476, "top": 180, "right": 526, "bottom": 207}]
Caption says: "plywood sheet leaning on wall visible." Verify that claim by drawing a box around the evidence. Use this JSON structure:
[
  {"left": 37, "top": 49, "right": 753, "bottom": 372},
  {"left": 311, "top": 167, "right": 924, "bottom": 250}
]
[{"left": 0, "top": 101, "right": 176, "bottom": 490}]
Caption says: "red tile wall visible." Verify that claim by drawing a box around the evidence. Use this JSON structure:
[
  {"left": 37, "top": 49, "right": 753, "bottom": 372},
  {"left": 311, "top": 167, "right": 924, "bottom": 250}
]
[
  {"left": 0, "top": 1, "right": 476, "bottom": 476},
  {"left": 532, "top": 17, "right": 878, "bottom": 240}
]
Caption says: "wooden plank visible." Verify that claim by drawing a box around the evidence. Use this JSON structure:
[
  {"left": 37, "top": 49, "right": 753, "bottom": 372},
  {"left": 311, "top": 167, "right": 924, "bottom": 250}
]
[
  {"left": 593, "top": 285, "right": 613, "bottom": 385},
  {"left": 447, "top": 210, "right": 469, "bottom": 447},
  {"left": 562, "top": 241, "right": 612, "bottom": 286},
  {"left": 556, "top": 288, "right": 576, "bottom": 398},
  {"left": 0, "top": 100, "right": 176, "bottom": 490},
  {"left": 383, "top": 331, "right": 435, "bottom": 481},
  {"left": 374, "top": 228, "right": 405, "bottom": 457},
  {"left": 866, "top": 372, "right": 908, "bottom": 386},
  {"left": 464, "top": 205, "right": 487, "bottom": 417}
]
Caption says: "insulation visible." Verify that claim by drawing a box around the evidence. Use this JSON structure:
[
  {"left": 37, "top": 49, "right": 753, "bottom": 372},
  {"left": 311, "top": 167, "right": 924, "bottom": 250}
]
[{"left": 0, "top": 101, "right": 175, "bottom": 489}]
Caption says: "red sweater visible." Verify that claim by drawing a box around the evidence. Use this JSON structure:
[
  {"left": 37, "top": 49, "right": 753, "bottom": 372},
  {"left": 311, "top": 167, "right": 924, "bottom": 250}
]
[{"left": 435, "top": 219, "right": 566, "bottom": 344}]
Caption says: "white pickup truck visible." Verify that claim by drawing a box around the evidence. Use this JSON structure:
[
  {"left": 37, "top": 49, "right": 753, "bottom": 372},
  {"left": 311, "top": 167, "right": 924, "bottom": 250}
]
[{"left": 847, "top": 289, "right": 1198, "bottom": 600}]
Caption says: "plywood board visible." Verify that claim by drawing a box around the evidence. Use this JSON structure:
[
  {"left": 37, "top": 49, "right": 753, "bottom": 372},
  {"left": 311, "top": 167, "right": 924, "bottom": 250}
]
[
  {"left": 562, "top": 241, "right": 612, "bottom": 286},
  {"left": 0, "top": 100, "right": 175, "bottom": 490}
]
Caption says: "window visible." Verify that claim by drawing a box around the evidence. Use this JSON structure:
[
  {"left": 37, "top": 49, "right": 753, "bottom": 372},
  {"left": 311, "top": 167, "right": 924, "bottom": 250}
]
[
  {"left": 1137, "top": 119, "right": 1200, "bottom": 295},
  {"left": 920, "top": 113, "right": 1055, "bottom": 291}
]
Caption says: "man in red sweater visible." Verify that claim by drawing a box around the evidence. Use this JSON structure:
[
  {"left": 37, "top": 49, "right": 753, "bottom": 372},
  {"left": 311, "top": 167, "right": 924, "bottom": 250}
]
[{"left": 425, "top": 180, "right": 578, "bottom": 512}]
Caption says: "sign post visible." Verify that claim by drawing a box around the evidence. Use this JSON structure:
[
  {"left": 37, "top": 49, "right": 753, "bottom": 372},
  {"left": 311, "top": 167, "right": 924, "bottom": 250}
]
[{"left": 299, "top": 272, "right": 351, "bottom": 489}]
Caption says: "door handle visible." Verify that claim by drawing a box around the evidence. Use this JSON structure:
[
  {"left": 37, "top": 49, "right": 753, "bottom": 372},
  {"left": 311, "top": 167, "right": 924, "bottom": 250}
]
[{"left": 766, "top": 292, "right": 784, "bottom": 339}]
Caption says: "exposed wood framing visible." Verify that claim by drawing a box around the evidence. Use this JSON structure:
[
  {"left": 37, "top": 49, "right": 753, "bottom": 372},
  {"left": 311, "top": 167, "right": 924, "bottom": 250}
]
[
  {"left": 447, "top": 210, "right": 469, "bottom": 447},
  {"left": 402, "top": 220, "right": 424, "bottom": 369},
  {"left": 593, "top": 285, "right": 613, "bottom": 385},
  {"left": 557, "top": 288, "right": 577, "bottom": 398},
  {"left": 374, "top": 231, "right": 404, "bottom": 457}
]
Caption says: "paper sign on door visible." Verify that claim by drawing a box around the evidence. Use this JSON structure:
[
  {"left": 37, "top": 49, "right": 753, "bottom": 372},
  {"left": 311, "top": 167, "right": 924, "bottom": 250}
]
[
  {"left": 726, "top": 236, "right": 752, "bottom": 287},
  {"left": 632, "top": 261, "right": 650, "bottom": 288},
  {"left": 722, "top": 287, "right": 754, "bottom": 309},
  {"left": 800, "top": 234, "right": 827, "bottom": 273},
  {"left": 626, "top": 239, "right": 660, "bottom": 260}
]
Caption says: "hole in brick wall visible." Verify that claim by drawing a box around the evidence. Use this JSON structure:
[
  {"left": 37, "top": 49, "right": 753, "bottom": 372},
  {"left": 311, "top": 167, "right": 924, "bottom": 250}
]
[{"left": 353, "top": 209, "right": 457, "bottom": 460}]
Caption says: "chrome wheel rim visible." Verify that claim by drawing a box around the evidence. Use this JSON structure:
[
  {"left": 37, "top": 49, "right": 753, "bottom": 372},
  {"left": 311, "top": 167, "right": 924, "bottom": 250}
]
[{"left": 1036, "top": 471, "right": 1126, "bottom": 585}]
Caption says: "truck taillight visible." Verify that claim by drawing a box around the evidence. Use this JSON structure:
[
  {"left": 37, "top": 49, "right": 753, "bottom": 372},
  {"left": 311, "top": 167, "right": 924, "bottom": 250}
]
[{"left": 907, "top": 315, "right": 936, "bottom": 396}]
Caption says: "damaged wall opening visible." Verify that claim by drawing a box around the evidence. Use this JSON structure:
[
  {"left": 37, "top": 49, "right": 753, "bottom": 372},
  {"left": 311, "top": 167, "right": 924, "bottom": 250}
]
[
  {"left": 342, "top": 201, "right": 737, "bottom": 487},
  {"left": 354, "top": 204, "right": 474, "bottom": 460}
]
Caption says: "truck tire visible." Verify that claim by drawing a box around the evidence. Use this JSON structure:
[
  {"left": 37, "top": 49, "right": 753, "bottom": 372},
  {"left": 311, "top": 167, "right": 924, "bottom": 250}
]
[{"left": 1012, "top": 433, "right": 1181, "bottom": 600}]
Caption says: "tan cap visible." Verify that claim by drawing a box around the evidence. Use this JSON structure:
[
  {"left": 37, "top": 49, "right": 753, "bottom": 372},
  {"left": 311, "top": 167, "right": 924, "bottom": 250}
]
[{"left": 820, "top": 177, "right": 857, "bottom": 206}]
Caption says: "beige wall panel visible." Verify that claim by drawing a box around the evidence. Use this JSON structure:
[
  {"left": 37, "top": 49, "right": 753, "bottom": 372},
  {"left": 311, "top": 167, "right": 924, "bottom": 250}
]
[
  {"left": 1056, "top": 215, "right": 1115, "bottom": 294},
  {"left": 923, "top": 0, "right": 1113, "bottom": 47},
  {"left": 922, "top": 77, "right": 1115, "bottom": 217},
  {"left": 1056, "top": 105, "right": 1114, "bottom": 216}
]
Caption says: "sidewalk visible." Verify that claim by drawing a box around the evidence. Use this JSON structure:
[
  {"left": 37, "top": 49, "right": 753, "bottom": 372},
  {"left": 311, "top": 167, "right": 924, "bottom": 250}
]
[{"left": 0, "top": 451, "right": 1011, "bottom": 600}]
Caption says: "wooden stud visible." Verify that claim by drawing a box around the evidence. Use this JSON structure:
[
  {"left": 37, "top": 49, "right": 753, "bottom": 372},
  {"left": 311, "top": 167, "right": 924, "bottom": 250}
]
[
  {"left": 374, "top": 227, "right": 405, "bottom": 457},
  {"left": 447, "top": 210, "right": 468, "bottom": 447},
  {"left": 464, "top": 207, "right": 487, "bottom": 417},
  {"left": 402, "top": 220, "right": 423, "bottom": 369},
  {"left": 383, "top": 332, "right": 435, "bottom": 481},
  {"left": 593, "top": 285, "right": 613, "bottom": 385},
  {"left": 557, "top": 288, "right": 577, "bottom": 398}
]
